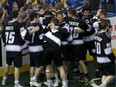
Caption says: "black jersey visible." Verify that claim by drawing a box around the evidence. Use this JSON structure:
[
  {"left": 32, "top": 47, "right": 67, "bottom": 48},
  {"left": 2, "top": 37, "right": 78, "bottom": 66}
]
[
  {"left": 92, "top": 16, "right": 100, "bottom": 31},
  {"left": 27, "top": 23, "right": 43, "bottom": 54},
  {"left": 2, "top": 19, "right": 29, "bottom": 57},
  {"left": 95, "top": 32, "right": 115, "bottom": 63},
  {"left": 82, "top": 17, "right": 95, "bottom": 36},
  {"left": 58, "top": 22, "right": 70, "bottom": 45},
  {"left": 43, "top": 25, "right": 69, "bottom": 48},
  {"left": 82, "top": 16, "right": 96, "bottom": 42},
  {"left": 39, "top": 16, "right": 53, "bottom": 29},
  {"left": 64, "top": 17, "right": 88, "bottom": 45}
]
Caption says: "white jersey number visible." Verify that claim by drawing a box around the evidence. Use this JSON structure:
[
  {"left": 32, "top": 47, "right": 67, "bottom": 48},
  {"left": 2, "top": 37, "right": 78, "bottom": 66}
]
[
  {"left": 5, "top": 32, "right": 15, "bottom": 43},
  {"left": 95, "top": 42, "right": 101, "bottom": 54}
]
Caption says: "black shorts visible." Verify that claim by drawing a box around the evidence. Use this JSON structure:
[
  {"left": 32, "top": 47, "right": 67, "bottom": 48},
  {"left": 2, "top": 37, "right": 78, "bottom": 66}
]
[
  {"left": 66, "top": 44, "right": 73, "bottom": 61},
  {"left": 42, "top": 48, "right": 63, "bottom": 67},
  {"left": 98, "top": 62, "right": 115, "bottom": 76},
  {"left": 61, "top": 45, "right": 72, "bottom": 61},
  {"left": 84, "top": 41, "right": 96, "bottom": 56},
  {"left": 72, "top": 45, "right": 86, "bottom": 61},
  {"left": 30, "top": 52, "right": 43, "bottom": 67},
  {"left": 6, "top": 53, "right": 22, "bottom": 67}
]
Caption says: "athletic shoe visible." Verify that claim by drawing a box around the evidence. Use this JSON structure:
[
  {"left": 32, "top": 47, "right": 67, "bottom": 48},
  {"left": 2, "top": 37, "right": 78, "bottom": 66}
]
[
  {"left": 62, "top": 81, "right": 68, "bottom": 87},
  {"left": 47, "top": 81, "right": 53, "bottom": 87},
  {"left": 14, "top": 84, "right": 23, "bottom": 87},
  {"left": 62, "top": 84, "right": 68, "bottom": 87},
  {"left": 43, "top": 81, "right": 48, "bottom": 86},
  {"left": 29, "top": 81, "right": 33, "bottom": 87},
  {"left": 2, "top": 79, "right": 6, "bottom": 85},
  {"left": 53, "top": 79, "right": 60, "bottom": 87},
  {"left": 30, "top": 81, "right": 41, "bottom": 87}
]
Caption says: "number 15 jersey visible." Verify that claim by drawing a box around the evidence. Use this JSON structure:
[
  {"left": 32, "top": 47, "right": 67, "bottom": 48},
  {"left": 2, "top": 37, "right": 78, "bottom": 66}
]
[{"left": 2, "top": 19, "right": 29, "bottom": 57}]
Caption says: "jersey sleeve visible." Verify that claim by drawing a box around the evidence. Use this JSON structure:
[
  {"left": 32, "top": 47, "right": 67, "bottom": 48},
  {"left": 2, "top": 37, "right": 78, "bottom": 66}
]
[
  {"left": 102, "top": 37, "right": 112, "bottom": 55},
  {"left": 78, "top": 20, "right": 88, "bottom": 31},
  {"left": 59, "top": 27, "right": 70, "bottom": 39},
  {"left": 20, "top": 26, "right": 30, "bottom": 42},
  {"left": 102, "top": 36, "right": 115, "bottom": 62},
  {"left": 38, "top": 24, "right": 44, "bottom": 40}
]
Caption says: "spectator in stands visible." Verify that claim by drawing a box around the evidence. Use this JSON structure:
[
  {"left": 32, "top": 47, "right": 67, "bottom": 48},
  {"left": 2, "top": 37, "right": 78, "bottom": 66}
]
[{"left": 0, "top": 6, "right": 7, "bottom": 37}]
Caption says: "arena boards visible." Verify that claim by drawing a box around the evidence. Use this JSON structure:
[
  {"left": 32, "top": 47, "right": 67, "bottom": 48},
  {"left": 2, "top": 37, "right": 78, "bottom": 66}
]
[{"left": 0, "top": 39, "right": 2, "bottom": 67}]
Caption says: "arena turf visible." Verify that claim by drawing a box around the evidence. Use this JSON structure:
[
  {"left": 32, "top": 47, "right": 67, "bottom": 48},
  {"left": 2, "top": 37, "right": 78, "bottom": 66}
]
[{"left": 0, "top": 61, "right": 115, "bottom": 87}]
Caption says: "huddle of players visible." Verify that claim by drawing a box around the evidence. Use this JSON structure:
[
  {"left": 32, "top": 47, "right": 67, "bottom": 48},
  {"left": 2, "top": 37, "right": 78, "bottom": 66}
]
[{"left": 1, "top": 1, "right": 115, "bottom": 87}]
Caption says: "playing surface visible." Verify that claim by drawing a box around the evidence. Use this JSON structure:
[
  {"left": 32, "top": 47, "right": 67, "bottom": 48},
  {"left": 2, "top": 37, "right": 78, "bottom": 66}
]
[{"left": 0, "top": 61, "right": 115, "bottom": 87}]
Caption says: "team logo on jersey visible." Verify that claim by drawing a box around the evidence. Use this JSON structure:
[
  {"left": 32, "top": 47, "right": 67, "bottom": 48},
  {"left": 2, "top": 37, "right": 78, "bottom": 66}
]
[{"left": 92, "top": 49, "right": 96, "bottom": 53}]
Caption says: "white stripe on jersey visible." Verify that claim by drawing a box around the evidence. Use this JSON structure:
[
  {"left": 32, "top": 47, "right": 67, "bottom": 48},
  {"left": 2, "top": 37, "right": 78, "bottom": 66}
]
[
  {"left": 21, "top": 43, "right": 28, "bottom": 50},
  {"left": 6, "top": 45, "right": 22, "bottom": 51},
  {"left": 20, "top": 27, "right": 27, "bottom": 40},
  {"left": 104, "top": 47, "right": 112, "bottom": 55},
  {"left": 72, "top": 39, "right": 84, "bottom": 45},
  {"left": 97, "top": 57, "right": 111, "bottom": 63},
  {"left": 62, "top": 41, "right": 68, "bottom": 45},
  {"left": 29, "top": 45, "right": 43, "bottom": 52},
  {"left": 45, "top": 31, "right": 61, "bottom": 46},
  {"left": 83, "top": 33, "right": 95, "bottom": 42}
]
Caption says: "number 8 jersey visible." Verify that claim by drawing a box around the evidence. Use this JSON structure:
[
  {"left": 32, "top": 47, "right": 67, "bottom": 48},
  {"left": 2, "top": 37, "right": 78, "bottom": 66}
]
[{"left": 2, "top": 19, "right": 29, "bottom": 57}]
